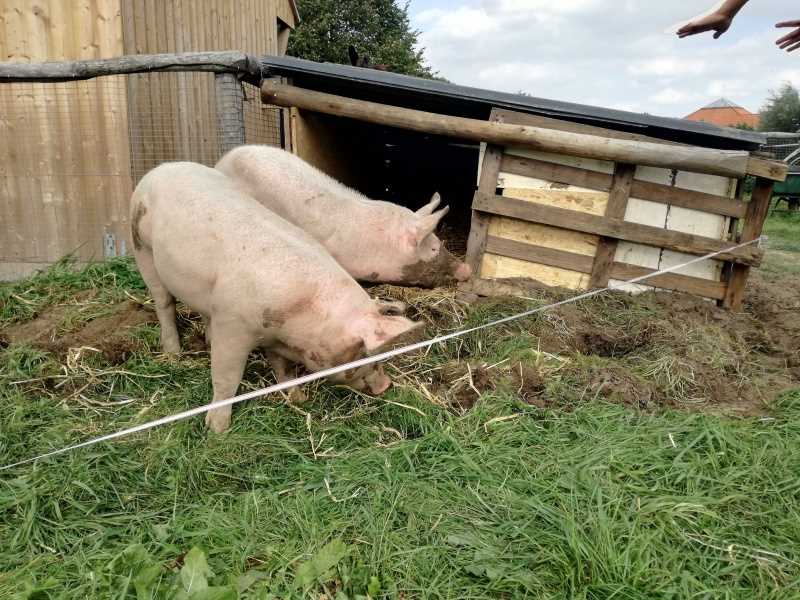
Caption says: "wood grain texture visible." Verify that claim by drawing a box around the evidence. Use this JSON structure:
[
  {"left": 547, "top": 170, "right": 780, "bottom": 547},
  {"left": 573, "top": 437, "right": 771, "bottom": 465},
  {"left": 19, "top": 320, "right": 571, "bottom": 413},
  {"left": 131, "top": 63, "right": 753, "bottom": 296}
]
[
  {"left": 485, "top": 237, "right": 727, "bottom": 299},
  {"left": 723, "top": 177, "right": 774, "bottom": 310},
  {"left": 0, "top": 0, "right": 132, "bottom": 272},
  {"left": 262, "top": 81, "right": 766, "bottom": 179},
  {"left": 589, "top": 163, "right": 636, "bottom": 288},
  {"left": 473, "top": 192, "right": 763, "bottom": 266},
  {"left": 500, "top": 155, "right": 747, "bottom": 218},
  {"left": 466, "top": 138, "right": 504, "bottom": 275}
]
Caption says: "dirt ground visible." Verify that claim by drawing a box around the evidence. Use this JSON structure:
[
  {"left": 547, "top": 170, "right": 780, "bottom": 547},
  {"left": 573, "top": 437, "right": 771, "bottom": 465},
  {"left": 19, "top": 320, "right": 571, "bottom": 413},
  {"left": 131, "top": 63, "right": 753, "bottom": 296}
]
[{"left": 2, "top": 271, "right": 798, "bottom": 417}]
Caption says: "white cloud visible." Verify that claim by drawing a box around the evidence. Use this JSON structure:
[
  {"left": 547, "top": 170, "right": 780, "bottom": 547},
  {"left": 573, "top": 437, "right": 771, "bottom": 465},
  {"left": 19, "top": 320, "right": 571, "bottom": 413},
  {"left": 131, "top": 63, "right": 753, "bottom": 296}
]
[
  {"left": 412, "top": 0, "right": 799, "bottom": 118},
  {"left": 627, "top": 57, "right": 707, "bottom": 77},
  {"left": 477, "top": 62, "right": 552, "bottom": 85},
  {"left": 650, "top": 88, "right": 697, "bottom": 105}
]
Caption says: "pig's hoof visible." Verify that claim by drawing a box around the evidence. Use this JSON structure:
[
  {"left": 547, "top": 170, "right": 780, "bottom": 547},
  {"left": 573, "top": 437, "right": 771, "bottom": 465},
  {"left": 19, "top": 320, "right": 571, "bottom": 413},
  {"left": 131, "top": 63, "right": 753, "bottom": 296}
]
[
  {"left": 205, "top": 411, "right": 231, "bottom": 433},
  {"left": 288, "top": 387, "right": 307, "bottom": 404},
  {"left": 161, "top": 338, "right": 181, "bottom": 355}
]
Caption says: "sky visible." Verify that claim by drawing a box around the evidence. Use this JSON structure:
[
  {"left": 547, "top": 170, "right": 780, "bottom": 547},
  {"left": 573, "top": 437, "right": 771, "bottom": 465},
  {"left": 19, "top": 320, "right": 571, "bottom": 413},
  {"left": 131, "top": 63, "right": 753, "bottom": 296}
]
[{"left": 407, "top": 0, "right": 800, "bottom": 119}]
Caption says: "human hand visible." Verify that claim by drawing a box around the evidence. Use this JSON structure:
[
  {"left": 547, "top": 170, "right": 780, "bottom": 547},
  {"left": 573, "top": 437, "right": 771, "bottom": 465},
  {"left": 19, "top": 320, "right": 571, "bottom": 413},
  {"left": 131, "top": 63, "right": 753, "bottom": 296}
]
[
  {"left": 776, "top": 21, "right": 800, "bottom": 52},
  {"left": 677, "top": 12, "right": 733, "bottom": 39}
]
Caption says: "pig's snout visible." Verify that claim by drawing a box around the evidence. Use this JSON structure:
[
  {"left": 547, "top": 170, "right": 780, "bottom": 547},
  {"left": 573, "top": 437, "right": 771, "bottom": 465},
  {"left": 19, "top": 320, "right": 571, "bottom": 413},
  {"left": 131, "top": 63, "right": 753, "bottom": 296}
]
[
  {"left": 367, "top": 371, "right": 392, "bottom": 395},
  {"left": 455, "top": 261, "right": 472, "bottom": 282}
]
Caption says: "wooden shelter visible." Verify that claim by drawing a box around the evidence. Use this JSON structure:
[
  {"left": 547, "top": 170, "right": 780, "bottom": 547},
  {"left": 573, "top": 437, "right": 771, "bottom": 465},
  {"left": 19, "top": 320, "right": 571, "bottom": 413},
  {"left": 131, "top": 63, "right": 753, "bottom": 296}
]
[
  {"left": 0, "top": 46, "right": 785, "bottom": 309},
  {"left": 257, "top": 57, "right": 784, "bottom": 311},
  {"left": 0, "top": 0, "right": 298, "bottom": 280}
]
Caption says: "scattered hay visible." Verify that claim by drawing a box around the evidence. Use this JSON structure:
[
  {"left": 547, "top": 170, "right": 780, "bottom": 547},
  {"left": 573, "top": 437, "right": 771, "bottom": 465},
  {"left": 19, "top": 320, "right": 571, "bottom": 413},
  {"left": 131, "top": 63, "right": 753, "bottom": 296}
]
[{"left": 2, "top": 264, "right": 798, "bottom": 418}]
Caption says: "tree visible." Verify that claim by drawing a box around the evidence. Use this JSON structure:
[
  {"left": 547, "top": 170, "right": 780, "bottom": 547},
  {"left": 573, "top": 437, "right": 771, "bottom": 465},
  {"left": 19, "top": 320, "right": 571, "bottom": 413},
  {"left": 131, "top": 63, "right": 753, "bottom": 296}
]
[
  {"left": 287, "top": 0, "right": 434, "bottom": 77},
  {"left": 759, "top": 83, "right": 800, "bottom": 132}
]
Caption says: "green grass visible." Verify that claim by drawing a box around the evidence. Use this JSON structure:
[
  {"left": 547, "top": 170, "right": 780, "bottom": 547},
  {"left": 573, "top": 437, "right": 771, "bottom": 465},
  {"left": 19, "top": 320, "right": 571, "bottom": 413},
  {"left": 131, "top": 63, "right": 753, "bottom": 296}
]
[
  {"left": 1, "top": 259, "right": 799, "bottom": 599},
  {"left": 763, "top": 211, "right": 800, "bottom": 253},
  {"left": 761, "top": 212, "right": 800, "bottom": 278}
]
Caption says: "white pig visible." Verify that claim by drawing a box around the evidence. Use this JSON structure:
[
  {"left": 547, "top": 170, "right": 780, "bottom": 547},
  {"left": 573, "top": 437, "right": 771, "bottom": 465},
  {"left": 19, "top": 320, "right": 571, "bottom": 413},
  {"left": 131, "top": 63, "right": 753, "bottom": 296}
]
[
  {"left": 131, "top": 162, "right": 423, "bottom": 433},
  {"left": 216, "top": 146, "right": 472, "bottom": 288}
]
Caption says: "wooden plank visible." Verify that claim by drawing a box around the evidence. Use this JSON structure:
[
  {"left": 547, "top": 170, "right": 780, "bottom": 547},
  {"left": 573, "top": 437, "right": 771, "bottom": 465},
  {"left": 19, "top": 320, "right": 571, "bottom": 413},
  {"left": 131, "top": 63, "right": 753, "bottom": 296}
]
[
  {"left": 473, "top": 192, "right": 763, "bottom": 266},
  {"left": 748, "top": 157, "right": 788, "bottom": 182},
  {"left": 503, "top": 187, "right": 608, "bottom": 216},
  {"left": 486, "top": 236, "right": 593, "bottom": 272},
  {"left": 723, "top": 177, "right": 774, "bottom": 310},
  {"left": 485, "top": 237, "right": 727, "bottom": 300},
  {"left": 500, "top": 155, "right": 747, "bottom": 218},
  {"left": 261, "top": 81, "right": 765, "bottom": 180},
  {"left": 466, "top": 112, "right": 504, "bottom": 274},
  {"left": 609, "top": 263, "right": 727, "bottom": 300},
  {"left": 589, "top": 163, "right": 636, "bottom": 288}
]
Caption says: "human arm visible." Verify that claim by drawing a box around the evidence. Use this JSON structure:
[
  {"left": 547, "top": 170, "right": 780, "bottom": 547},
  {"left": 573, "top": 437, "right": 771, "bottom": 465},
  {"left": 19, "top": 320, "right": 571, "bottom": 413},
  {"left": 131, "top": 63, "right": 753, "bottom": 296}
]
[{"left": 676, "top": 0, "right": 749, "bottom": 39}]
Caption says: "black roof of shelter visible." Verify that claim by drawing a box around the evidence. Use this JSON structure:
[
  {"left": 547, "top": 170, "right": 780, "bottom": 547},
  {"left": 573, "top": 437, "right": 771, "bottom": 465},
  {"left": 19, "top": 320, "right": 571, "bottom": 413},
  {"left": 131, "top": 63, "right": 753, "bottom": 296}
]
[{"left": 261, "top": 55, "right": 766, "bottom": 151}]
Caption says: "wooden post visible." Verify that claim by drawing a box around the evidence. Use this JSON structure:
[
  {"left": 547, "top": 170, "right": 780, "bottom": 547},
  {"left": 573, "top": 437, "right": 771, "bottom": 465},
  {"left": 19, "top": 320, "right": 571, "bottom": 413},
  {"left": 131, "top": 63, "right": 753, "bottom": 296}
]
[
  {"left": 723, "top": 177, "right": 774, "bottom": 311},
  {"left": 589, "top": 163, "right": 636, "bottom": 288},
  {"left": 465, "top": 109, "right": 506, "bottom": 276},
  {"left": 261, "top": 80, "right": 788, "bottom": 182},
  {"left": 466, "top": 143, "right": 503, "bottom": 276},
  {"left": 215, "top": 72, "right": 246, "bottom": 156}
]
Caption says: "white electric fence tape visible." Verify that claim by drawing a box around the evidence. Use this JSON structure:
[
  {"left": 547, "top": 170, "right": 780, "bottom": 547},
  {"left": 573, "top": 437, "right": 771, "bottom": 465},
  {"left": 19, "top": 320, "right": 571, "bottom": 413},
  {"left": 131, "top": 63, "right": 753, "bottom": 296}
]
[{"left": 0, "top": 237, "right": 764, "bottom": 472}]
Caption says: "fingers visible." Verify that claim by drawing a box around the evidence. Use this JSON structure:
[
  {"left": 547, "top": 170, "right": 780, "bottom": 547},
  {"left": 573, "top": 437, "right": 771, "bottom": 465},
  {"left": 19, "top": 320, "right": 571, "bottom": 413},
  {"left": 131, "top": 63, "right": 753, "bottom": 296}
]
[
  {"left": 776, "top": 30, "right": 800, "bottom": 45},
  {"left": 787, "top": 40, "right": 800, "bottom": 53},
  {"left": 776, "top": 20, "right": 800, "bottom": 28},
  {"left": 776, "top": 27, "right": 800, "bottom": 51},
  {"left": 677, "top": 23, "right": 712, "bottom": 37}
]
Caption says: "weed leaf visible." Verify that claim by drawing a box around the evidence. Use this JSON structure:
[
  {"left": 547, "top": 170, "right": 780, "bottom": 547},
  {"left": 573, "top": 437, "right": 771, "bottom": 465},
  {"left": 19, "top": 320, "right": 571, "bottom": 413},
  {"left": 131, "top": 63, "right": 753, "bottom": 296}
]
[
  {"left": 295, "top": 539, "right": 349, "bottom": 589},
  {"left": 180, "top": 547, "right": 212, "bottom": 593}
]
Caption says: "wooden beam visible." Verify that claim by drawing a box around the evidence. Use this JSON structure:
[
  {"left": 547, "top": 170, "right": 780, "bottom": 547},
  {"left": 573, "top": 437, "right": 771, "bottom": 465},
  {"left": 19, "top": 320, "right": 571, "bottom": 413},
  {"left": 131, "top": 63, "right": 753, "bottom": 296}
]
[
  {"left": 484, "top": 236, "right": 727, "bottom": 299},
  {"left": 723, "top": 177, "right": 774, "bottom": 310},
  {"left": 261, "top": 81, "right": 781, "bottom": 180},
  {"left": 500, "top": 155, "right": 748, "bottom": 218},
  {"left": 0, "top": 51, "right": 261, "bottom": 83},
  {"left": 589, "top": 163, "right": 636, "bottom": 288},
  {"left": 473, "top": 192, "right": 763, "bottom": 266}
]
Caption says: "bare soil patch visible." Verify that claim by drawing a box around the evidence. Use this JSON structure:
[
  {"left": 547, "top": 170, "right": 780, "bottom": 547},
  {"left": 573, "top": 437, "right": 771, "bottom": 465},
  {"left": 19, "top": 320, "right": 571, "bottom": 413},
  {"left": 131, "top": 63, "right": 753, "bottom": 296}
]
[{"left": 1, "top": 295, "right": 156, "bottom": 364}]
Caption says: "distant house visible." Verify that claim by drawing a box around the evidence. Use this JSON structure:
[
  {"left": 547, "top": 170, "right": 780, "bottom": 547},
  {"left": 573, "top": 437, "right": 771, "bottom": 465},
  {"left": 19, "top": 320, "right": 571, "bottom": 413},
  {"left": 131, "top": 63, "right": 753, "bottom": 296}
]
[{"left": 685, "top": 98, "right": 760, "bottom": 130}]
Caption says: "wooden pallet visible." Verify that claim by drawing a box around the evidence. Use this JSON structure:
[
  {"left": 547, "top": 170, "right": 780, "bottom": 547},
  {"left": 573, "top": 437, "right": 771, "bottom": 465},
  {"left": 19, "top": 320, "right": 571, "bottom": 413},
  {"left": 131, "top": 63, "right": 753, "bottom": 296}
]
[{"left": 466, "top": 109, "right": 774, "bottom": 311}]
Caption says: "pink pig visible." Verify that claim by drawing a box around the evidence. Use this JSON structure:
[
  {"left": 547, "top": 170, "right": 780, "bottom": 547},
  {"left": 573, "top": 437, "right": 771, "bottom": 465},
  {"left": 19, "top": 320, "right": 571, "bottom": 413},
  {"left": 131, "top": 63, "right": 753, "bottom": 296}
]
[
  {"left": 216, "top": 146, "right": 472, "bottom": 288},
  {"left": 131, "top": 162, "right": 423, "bottom": 433}
]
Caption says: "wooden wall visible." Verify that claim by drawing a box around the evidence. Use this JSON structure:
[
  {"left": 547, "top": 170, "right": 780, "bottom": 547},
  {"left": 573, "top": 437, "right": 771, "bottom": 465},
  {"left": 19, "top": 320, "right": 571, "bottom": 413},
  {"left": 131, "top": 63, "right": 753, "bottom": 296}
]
[
  {"left": 120, "top": 0, "right": 297, "bottom": 180},
  {"left": 0, "top": 0, "right": 133, "bottom": 279},
  {"left": 0, "top": 0, "right": 297, "bottom": 279}
]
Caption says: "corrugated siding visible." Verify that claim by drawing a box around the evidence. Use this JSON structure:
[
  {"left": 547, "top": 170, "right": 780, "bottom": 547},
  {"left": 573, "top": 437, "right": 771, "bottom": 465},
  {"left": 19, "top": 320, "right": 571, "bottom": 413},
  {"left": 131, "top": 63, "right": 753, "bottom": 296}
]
[{"left": 0, "top": 0, "right": 132, "bottom": 275}]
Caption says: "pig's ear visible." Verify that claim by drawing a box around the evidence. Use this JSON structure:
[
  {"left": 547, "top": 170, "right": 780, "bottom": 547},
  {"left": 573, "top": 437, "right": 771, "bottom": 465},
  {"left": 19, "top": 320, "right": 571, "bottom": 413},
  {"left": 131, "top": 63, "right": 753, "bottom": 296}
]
[
  {"left": 415, "top": 192, "right": 442, "bottom": 217},
  {"left": 361, "top": 316, "right": 425, "bottom": 354},
  {"left": 415, "top": 205, "right": 449, "bottom": 244}
]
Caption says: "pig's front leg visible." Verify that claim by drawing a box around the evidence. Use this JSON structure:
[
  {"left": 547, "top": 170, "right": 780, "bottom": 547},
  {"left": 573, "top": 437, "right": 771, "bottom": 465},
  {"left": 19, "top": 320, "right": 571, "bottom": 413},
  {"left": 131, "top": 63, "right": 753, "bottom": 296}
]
[
  {"left": 205, "top": 324, "right": 254, "bottom": 433},
  {"left": 266, "top": 351, "right": 307, "bottom": 404}
]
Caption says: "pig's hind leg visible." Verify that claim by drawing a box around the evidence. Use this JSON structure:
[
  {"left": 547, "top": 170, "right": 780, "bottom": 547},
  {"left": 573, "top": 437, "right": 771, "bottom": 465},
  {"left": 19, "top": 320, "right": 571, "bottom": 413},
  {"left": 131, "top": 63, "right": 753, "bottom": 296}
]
[
  {"left": 134, "top": 247, "right": 181, "bottom": 354},
  {"left": 205, "top": 323, "right": 254, "bottom": 433},
  {"left": 266, "top": 351, "right": 307, "bottom": 404}
]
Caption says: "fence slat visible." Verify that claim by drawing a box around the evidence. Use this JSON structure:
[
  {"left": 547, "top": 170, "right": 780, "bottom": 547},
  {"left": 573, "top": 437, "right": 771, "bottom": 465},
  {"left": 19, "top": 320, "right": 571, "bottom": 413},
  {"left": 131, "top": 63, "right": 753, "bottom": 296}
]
[{"left": 473, "top": 192, "right": 763, "bottom": 266}]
